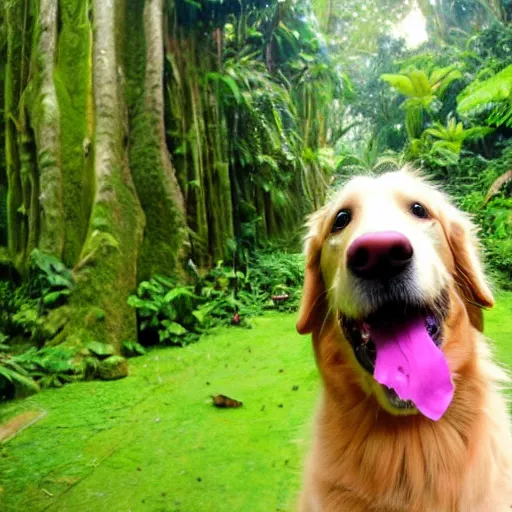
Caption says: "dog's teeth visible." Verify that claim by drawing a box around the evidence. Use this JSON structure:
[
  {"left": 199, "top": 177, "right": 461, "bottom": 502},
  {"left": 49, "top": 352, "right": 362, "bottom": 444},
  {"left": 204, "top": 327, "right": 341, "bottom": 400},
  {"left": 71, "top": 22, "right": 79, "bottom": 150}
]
[{"left": 360, "top": 323, "right": 371, "bottom": 344}]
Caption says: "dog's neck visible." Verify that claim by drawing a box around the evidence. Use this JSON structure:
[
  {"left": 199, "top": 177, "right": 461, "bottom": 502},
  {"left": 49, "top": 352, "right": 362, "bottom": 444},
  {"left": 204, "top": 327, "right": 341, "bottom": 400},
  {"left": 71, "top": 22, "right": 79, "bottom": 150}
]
[{"left": 310, "top": 313, "right": 484, "bottom": 511}]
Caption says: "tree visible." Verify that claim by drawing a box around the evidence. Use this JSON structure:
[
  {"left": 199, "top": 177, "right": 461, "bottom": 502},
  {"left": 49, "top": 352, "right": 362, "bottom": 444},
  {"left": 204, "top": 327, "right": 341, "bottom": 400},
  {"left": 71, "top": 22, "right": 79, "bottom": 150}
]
[
  {"left": 2, "top": 0, "right": 335, "bottom": 351},
  {"left": 381, "top": 65, "right": 462, "bottom": 139}
]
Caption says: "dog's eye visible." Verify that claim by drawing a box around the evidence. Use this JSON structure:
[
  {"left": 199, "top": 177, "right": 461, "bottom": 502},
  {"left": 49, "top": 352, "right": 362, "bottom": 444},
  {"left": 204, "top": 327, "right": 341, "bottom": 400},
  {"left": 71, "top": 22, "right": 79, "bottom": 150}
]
[
  {"left": 410, "top": 203, "right": 429, "bottom": 219},
  {"left": 332, "top": 209, "right": 352, "bottom": 232}
]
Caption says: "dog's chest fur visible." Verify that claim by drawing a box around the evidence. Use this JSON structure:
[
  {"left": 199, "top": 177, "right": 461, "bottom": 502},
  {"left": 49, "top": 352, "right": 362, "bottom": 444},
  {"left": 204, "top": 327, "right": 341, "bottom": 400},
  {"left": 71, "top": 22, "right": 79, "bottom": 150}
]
[{"left": 301, "top": 324, "right": 512, "bottom": 512}]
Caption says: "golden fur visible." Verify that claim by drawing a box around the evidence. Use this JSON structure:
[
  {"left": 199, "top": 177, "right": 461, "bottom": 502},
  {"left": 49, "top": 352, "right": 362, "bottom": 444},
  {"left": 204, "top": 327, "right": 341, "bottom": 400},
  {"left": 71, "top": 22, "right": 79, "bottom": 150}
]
[{"left": 297, "top": 169, "right": 512, "bottom": 511}]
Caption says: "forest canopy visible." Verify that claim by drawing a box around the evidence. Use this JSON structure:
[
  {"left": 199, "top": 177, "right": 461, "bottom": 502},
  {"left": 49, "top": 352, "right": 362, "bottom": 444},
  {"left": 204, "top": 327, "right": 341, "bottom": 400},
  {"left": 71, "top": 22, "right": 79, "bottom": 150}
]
[{"left": 0, "top": 0, "right": 511, "bottom": 397}]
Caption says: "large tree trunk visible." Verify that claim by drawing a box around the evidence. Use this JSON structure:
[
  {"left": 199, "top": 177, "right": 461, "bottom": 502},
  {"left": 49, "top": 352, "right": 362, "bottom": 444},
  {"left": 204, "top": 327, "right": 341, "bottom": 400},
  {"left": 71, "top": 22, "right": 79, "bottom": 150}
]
[
  {"left": 3, "top": 0, "right": 330, "bottom": 352},
  {"left": 36, "top": 0, "right": 64, "bottom": 257},
  {"left": 124, "top": 0, "right": 187, "bottom": 282},
  {"left": 57, "top": 0, "right": 146, "bottom": 350},
  {"left": 4, "top": 0, "right": 190, "bottom": 351}
]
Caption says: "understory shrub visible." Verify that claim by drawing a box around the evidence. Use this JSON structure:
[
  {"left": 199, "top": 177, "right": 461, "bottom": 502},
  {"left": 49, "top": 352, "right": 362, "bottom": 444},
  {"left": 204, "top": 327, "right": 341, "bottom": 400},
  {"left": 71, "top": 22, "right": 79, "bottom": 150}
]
[
  {"left": 0, "top": 250, "right": 131, "bottom": 400},
  {"left": 0, "top": 249, "right": 74, "bottom": 347},
  {"left": 453, "top": 144, "right": 512, "bottom": 288},
  {"left": 128, "top": 251, "right": 305, "bottom": 347}
]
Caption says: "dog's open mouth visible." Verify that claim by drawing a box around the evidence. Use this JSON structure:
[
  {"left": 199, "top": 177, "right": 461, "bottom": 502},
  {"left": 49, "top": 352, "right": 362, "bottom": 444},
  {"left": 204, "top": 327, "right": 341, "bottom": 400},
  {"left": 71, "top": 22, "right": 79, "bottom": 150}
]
[
  {"left": 339, "top": 293, "right": 454, "bottom": 420},
  {"left": 341, "top": 305, "right": 444, "bottom": 376}
]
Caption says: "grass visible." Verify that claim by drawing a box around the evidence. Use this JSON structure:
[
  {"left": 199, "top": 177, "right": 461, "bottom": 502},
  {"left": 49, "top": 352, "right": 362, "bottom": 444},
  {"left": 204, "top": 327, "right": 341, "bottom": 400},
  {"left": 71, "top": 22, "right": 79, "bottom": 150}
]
[
  {"left": 0, "top": 291, "right": 511, "bottom": 512},
  {"left": 0, "top": 313, "right": 319, "bottom": 512}
]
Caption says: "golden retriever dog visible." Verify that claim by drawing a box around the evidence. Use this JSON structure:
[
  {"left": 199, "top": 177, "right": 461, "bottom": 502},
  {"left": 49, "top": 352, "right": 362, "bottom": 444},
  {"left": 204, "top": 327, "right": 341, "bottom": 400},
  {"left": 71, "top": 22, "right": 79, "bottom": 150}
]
[{"left": 297, "top": 169, "right": 512, "bottom": 512}]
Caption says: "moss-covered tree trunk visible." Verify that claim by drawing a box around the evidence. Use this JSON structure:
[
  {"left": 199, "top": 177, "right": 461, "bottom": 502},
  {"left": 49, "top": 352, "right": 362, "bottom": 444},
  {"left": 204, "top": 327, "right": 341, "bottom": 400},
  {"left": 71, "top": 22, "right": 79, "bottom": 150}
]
[
  {"left": 55, "top": 0, "right": 94, "bottom": 267},
  {"left": 36, "top": 0, "right": 65, "bottom": 257},
  {"left": 124, "top": 0, "right": 188, "bottom": 282},
  {"left": 5, "top": 0, "right": 32, "bottom": 271},
  {"left": 57, "top": 0, "right": 146, "bottom": 350},
  {"left": 4, "top": 0, "right": 189, "bottom": 351},
  {"left": 3, "top": 0, "right": 331, "bottom": 352},
  {"left": 164, "top": 32, "right": 234, "bottom": 267}
]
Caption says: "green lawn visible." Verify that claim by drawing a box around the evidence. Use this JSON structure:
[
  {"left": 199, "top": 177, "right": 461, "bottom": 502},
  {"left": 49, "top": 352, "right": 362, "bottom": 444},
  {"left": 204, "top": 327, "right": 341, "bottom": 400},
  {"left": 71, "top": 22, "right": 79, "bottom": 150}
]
[{"left": 0, "top": 292, "right": 511, "bottom": 512}]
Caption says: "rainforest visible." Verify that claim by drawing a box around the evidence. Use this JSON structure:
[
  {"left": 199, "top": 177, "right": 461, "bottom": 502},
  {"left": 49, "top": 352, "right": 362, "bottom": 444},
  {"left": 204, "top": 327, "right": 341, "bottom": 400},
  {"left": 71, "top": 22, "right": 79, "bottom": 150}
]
[{"left": 0, "top": 0, "right": 511, "bottom": 510}]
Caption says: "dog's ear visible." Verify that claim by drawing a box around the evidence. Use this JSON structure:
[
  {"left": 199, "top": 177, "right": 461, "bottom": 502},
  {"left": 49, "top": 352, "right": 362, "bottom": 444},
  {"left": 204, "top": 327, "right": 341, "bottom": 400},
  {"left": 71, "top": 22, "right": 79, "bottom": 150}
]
[
  {"left": 441, "top": 203, "right": 494, "bottom": 330},
  {"left": 297, "top": 211, "right": 328, "bottom": 335}
]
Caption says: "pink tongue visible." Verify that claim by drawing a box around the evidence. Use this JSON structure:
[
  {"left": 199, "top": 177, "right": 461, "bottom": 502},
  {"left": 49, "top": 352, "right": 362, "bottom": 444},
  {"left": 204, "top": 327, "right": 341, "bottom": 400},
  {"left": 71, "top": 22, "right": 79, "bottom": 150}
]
[{"left": 372, "top": 316, "right": 454, "bottom": 421}]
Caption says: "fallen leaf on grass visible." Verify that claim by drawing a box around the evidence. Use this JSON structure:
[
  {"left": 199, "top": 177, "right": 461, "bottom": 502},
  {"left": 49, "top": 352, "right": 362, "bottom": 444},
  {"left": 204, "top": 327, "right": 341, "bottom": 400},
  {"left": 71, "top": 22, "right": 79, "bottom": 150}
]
[{"left": 212, "top": 395, "right": 243, "bottom": 408}]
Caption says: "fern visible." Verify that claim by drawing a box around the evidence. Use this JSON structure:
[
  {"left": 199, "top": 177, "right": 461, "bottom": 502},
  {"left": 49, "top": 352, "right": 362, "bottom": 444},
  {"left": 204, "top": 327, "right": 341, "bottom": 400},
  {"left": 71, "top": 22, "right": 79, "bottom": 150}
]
[{"left": 457, "top": 64, "right": 512, "bottom": 127}]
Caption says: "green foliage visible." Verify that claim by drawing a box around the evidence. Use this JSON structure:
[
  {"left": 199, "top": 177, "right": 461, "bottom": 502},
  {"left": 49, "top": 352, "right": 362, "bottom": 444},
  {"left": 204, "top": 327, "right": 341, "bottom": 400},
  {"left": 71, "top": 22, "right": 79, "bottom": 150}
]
[
  {"left": 0, "top": 341, "right": 88, "bottom": 399},
  {"left": 0, "top": 281, "right": 42, "bottom": 344},
  {"left": 0, "top": 340, "right": 39, "bottom": 399},
  {"left": 128, "top": 276, "right": 203, "bottom": 346},
  {"left": 335, "top": 138, "right": 397, "bottom": 175},
  {"left": 128, "top": 251, "right": 305, "bottom": 347},
  {"left": 28, "top": 249, "right": 74, "bottom": 306},
  {"left": 0, "top": 251, "right": 74, "bottom": 346},
  {"left": 249, "top": 251, "right": 305, "bottom": 312},
  {"left": 121, "top": 340, "right": 146, "bottom": 358},
  {"left": 457, "top": 64, "right": 512, "bottom": 127},
  {"left": 407, "top": 117, "right": 493, "bottom": 167},
  {"left": 12, "top": 346, "right": 79, "bottom": 389},
  {"left": 381, "top": 66, "right": 462, "bottom": 139},
  {"left": 163, "top": 0, "right": 340, "bottom": 266}
]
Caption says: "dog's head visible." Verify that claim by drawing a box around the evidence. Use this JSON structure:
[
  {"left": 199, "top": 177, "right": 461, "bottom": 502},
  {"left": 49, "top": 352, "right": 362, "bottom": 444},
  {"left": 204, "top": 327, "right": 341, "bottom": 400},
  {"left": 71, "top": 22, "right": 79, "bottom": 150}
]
[{"left": 297, "top": 169, "right": 493, "bottom": 417}]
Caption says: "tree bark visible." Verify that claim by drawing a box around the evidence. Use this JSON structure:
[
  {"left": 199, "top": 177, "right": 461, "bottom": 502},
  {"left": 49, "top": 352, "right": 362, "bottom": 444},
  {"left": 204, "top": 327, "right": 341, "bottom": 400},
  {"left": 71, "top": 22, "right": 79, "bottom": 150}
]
[
  {"left": 5, "top": 0, "right": 26, "bottom": 271},
  {"left": 56, "top": 0, "right": 94, "bottom": 267},
  {"left": 124, "top": 0, "right": 187, "bottom": 282},
  {"left": 56, "top": 0, "right": 145, "bottom": 350},
  {"left": 36, "top": 0, "right": 64, "bottom": 257}
]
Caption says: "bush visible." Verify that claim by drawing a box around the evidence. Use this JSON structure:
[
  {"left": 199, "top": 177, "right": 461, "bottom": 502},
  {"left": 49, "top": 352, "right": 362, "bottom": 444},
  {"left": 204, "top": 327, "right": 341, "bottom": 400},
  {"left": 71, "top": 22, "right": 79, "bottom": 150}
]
[
  {"left": 128, "top": 276, "right": 205, "bottom": 346},
  {"left": 453, "top": 143, "right": 512, "bottom": 287},
  {"left": 0, "top": 249, "right": 74, "bottom": 347},
  {"left": 249, "top": 251, "right": 304, "bottom": 312},
  {"left": 128, "top": 250, "right": 305, "bottom": 347},
  {"left": 0, "top": 250, "right": 124, "bottom": 400}
]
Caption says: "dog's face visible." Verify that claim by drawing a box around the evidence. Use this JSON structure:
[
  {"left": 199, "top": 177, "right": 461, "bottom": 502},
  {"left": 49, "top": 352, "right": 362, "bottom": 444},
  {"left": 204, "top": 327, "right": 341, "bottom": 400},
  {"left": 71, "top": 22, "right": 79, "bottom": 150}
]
[{"left": 297, "top": 169, "right": 494, "bottom": 416}]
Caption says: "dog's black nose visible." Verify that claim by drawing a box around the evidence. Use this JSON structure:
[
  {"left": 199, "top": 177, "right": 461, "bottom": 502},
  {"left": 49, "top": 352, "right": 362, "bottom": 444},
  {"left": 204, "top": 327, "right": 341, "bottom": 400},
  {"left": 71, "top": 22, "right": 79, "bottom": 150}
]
[{"left": 347, "top": 231, "right": 413, "bottom": 280}]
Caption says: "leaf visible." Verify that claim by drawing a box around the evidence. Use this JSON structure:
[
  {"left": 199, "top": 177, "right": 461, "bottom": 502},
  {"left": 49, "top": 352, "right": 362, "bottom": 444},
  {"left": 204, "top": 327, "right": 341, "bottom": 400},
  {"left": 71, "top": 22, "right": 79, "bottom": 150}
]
[
  {"left": 457, "top": 65, "right": 512, "bottom": 115},
  {"left": 43, "top": 289, "right": 70, "bottom": 306},
  {"left": 122, "top": 341, "right": 146, "bottom": 357},
  {"left": 162, "top": 321, "right": 187, "bottom": 336},
  {"left": 436, "top": 69, "right": 462, "bottom": 96},
  {"left": 152, "top": 275, "right": 176, "bottom": 288},
  {"left": 212, "top": 394, "right": 243, "bottom": 408},
  {"left": 163, "top": 287, "right": 195, "bottom": 304},
  {"left": 86, "top": 341, "right": 115, "bottom": 357},
  {"left": 429, "top": 65, "right": 456, "bottom": 87},
  {"left": 206, "top": 72, "right": 241, "bottom": 104},
  {"left": 192, "top": 309, "right": 208, "bottom": 324},
  {"left": 485, "top": 171, "right": 512, "bottom": 204},
  {"left": 409, "top": 70, "right": 431, "bottom": 97},
  {"left": 381, "top": 74, "right": 415, "bottom": 97}
]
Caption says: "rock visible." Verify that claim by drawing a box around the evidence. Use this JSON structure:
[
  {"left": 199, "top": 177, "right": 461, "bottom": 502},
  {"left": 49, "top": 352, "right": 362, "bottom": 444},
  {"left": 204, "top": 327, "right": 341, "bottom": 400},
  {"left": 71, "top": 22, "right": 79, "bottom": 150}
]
[
  {"left": 98, "top": 356, "right": 128, "bottom": 380},
  {"left": 86, "top": 341, "right": 115, "bottom": 358}
]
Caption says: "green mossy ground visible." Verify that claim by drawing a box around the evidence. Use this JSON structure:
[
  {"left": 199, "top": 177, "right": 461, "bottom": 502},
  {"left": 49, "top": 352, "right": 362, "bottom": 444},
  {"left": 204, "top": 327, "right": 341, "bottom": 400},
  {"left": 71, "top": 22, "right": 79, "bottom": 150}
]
[{"left": 1, "top": 293, "right": 511, "bottom": 512}]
